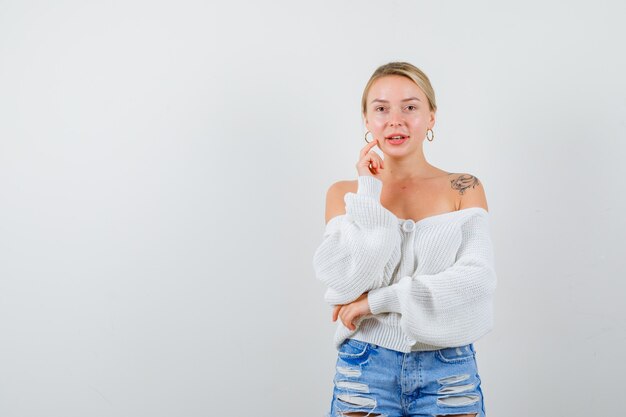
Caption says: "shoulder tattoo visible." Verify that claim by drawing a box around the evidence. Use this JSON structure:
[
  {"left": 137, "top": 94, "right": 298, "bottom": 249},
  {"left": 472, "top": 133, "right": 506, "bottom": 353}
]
[{"left": 450, "top": 174, "right": 481, "bottom": 195}]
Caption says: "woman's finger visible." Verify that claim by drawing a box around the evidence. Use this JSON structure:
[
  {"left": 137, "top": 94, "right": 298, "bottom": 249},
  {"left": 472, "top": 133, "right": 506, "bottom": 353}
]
[
  {"left": 340, "top": 308, "right": 356, "bottom": 331},
  {"left": 360, "top": 138, "right": 378, "bottom": 158},
  {"left": 363, "top": 150, "right": 376, "bottom": 166},
  {"left": 342, "top": 315, "right": 354, "bottom": 331},
  {"left": 332, "top": 305, "right": 341, "bottom": 322},
  {"left": 339, "top": 309, "right": 348, "bottom": 329},
  {"left": 374, "top": 154, "right": 384, "bottom": 169}
]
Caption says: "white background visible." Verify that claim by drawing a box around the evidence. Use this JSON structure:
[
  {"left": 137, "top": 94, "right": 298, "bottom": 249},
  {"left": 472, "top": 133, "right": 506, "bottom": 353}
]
[{"left": 1, "top": 1, "right": 625, "bottom": 416}]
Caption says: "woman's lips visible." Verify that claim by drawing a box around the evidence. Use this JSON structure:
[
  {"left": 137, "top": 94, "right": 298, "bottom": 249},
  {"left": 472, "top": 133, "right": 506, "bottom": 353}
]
[{"left": 387, "top": 136, "right": 409, "bottom": 145}]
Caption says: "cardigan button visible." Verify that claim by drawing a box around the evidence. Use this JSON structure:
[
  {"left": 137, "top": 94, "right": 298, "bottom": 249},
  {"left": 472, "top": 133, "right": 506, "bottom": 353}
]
[{"left": 402, "top": 219, "right": 415, "bottom": 233}]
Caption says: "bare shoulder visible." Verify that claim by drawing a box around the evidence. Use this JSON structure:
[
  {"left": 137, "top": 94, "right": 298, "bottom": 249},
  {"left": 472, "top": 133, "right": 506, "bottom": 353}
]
[
  {"left": 324, "top": 180, "right": 357, "bottom": 224},
  {"left": 448, "top": 173, "right": 489, "bottom": 211}
]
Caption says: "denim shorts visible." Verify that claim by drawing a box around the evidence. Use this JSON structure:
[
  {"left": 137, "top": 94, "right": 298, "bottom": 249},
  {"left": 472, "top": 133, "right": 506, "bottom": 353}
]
[{"left": 328, "top": 339, "right": 486, "bottom": 417}]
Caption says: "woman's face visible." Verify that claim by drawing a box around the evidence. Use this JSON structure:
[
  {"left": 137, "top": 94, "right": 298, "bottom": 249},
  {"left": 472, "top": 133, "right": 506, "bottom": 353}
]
[{"left": 364, "top": 75, "right": 435, "bottom": 156}]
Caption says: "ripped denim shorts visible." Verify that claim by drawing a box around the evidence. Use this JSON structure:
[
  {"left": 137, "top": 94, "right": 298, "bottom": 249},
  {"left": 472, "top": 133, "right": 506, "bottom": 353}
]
[{"left": 328, "top": 339, "right": 486, "bottom": 417}]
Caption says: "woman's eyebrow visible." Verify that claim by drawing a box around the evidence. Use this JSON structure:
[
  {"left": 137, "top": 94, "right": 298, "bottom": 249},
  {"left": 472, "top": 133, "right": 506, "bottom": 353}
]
[{"left": 371, "top": 97, "right": 421, "bottom": 103}]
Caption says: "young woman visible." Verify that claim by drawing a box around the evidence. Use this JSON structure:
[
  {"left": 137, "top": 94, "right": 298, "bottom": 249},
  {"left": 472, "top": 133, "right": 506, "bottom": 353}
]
[{"left": 313, "top": 62, "right": 497, "bottom": 417}]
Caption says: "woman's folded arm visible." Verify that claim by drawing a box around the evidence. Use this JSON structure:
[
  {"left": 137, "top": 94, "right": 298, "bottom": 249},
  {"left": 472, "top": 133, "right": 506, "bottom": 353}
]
[{"left": 367, "top": 213, "right": 497, "bottom": 347}]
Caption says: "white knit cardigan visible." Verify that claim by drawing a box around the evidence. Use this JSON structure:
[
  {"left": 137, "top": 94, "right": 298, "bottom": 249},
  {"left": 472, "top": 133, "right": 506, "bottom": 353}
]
[{"left": 313, "top": 175, "right": 497, "bottom": 353}]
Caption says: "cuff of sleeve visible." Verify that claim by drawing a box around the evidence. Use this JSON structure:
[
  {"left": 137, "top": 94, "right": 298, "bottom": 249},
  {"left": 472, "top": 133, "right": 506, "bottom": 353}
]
[
  {"left": 356, "top": 175, "right": 383, "bottom": 199},
  {"left": 344, "top": 175, "right": 396, "bottom": 228},
  {"left": 368, "top": 285, "right": 401, "bottom": 314}
]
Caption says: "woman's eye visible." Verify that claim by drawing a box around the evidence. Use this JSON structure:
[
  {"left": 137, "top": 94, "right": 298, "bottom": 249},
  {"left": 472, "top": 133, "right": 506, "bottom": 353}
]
[
  {"left": 406, "top": 105, "right": 417, "bottom": 111},
  {"left": 375, "top": 106, "right": 386, "bottom": 112}
]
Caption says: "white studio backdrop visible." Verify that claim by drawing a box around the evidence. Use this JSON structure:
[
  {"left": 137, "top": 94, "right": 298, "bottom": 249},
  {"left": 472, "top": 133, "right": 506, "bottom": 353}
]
[{"left": 1, "top": 1, "right": 624, "bottom": 416}]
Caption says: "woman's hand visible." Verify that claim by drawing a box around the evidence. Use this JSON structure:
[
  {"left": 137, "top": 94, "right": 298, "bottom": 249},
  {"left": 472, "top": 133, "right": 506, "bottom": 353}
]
[
  {"left": 332, "top": 293, "right": 372, "bottom": 331},
  {"left": 356, "top": 139, "right": 384, "bottom": 178}
]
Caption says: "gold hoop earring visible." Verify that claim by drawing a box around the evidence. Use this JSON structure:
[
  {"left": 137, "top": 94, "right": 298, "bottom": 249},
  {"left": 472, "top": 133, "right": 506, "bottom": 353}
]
[
  {"left": 364, "top": 131, "right": 373, "bottom": 143},
  {"left": 426, "top": 129, "right": 434, "bottom": 142}
]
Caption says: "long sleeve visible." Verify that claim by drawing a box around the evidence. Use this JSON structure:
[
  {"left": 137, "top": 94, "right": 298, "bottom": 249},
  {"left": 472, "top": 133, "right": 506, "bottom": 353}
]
[
  {"left": 312, "top": 175, "right": 402, "bottom": 305},
  {"left": 367, "top": 212, "right": 497, "bottom": 347}
]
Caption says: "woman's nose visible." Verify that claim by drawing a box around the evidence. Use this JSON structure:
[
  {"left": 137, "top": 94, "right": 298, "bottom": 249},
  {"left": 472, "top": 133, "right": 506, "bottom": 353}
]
[{"left": 387, "top": 108, "right": 405, "bottom": 126}]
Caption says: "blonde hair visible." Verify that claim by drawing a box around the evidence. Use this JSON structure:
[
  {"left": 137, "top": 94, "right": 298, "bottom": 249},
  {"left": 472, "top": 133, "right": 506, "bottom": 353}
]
[{"left": 361, "top": 62, "right": 437, "bottom": 116}]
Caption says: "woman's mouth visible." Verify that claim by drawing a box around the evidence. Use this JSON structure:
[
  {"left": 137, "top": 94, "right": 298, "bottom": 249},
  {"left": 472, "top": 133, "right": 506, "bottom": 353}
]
[{"left": 386, "top": 135, "right": 409, "bottom": 145}]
